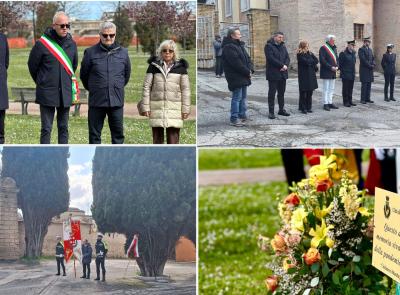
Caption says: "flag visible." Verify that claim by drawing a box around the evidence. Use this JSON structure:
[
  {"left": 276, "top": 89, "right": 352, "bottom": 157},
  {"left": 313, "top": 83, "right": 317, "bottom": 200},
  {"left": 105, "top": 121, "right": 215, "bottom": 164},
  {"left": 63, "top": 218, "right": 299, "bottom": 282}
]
[
  {"left": 63, "top": 218, "right": 82, "bottom": 263},
  {"left": 127, "top": 234, "right": 139, "bottom": 258}
]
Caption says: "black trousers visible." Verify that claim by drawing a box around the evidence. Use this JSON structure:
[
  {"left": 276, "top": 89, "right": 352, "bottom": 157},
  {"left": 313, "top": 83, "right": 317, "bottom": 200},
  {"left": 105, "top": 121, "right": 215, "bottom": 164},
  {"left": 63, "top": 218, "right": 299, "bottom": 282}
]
[
  {"left": 360, "top": 82, "right": 372, "bottom": 102},
  {"left": 0, "top": 110, "right": 5, "bottom": 144},
  {"left": 83, "top": 263, "right": 90, "bottom": 277},
  {"left": 95, "top": 257, "right": 106, "bottom": 278},
  {"left": 215, "top": 56, "right": 223, "bottom": 76},
  {"left": 268, "top": 80, "right": 286, "bottom": 114},
  {"left": 299, "top": 91, "right": 313, "bottom": 111},
  {"left": 152, "top": 127, "right": 180, "bottom": 144},
  {"left": 40, "top": 105, "right": 69, "bottom": 144},
  {"left": 88, "top": 106, "right": 124, "bottom": 144},
  {"left": 342, "top": 79, "right": 354, "bottom": 105},
  {"left": 56, "top": 257, "right": 65, "bottom": 274},
  {"left": 384, "top": 73, "right": 395, "bottom": 99}
]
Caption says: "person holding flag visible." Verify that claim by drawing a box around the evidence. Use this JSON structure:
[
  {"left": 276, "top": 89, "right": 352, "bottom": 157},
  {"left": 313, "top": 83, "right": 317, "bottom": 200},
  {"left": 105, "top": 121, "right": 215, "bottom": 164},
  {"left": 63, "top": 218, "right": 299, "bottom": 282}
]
[
  {"left": 28, "top": 11, "right": 78, "bottom": 144},
  {"left": 319, "top": 35, "right": 339, "bottom": 111},
  {"left": 126, "top": 234, "right": 140, "bottom": 259},
  {"left": 55, "top": 235, "right": 66, "bottom": 276},
  {"left": 95, "top": 234, "right": 108, "bottom": 282}
]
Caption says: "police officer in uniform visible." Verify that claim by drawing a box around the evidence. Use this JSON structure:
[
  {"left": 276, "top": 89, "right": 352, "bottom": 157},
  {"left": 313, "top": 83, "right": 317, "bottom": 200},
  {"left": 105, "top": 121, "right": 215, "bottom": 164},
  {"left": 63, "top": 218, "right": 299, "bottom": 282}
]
[
  {"left": 55, "top": 235, "right": 66, "bottom": 276},
  {"left": 381, "top": 44, "right": 396, "bottom": 102},
  {"left": 339, "top": 40, "right": 357, "bottom": 107},
  {"left": 358, "top": 37, "right": 375, "bottom": 104},
  {"left": 95, "top": 234, "right": 108, "bottom": 281}
]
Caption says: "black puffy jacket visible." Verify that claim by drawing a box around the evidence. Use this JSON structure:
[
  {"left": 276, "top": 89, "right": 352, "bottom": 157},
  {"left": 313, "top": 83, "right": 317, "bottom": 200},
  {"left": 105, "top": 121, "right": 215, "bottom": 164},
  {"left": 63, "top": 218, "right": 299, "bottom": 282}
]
[
  {"left": 80, "top": 42, "right": 131, "bottom": 107},
  {"left": 265, "top": 38, "right": 290, "bottom": 81}
]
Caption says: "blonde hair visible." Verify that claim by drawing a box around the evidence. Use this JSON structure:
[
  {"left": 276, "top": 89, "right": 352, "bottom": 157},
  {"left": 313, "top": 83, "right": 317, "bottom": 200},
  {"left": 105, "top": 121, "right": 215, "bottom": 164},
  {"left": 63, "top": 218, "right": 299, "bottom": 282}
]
[
  {"left": 157, "top": 40, "right": 180, "bottom": 61},
  {"left": 297, "top": 41, "right": 309, "bottom": 54}
]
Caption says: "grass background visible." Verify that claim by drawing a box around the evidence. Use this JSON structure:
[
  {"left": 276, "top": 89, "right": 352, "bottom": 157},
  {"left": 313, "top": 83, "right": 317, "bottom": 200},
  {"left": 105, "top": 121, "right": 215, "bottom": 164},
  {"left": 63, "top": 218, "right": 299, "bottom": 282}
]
[
  {"left": 4, "top": 114, "right": 195, "bottom": 144},
  {"left": 8, "top": 47, "right": 196, "bottom": 105}
]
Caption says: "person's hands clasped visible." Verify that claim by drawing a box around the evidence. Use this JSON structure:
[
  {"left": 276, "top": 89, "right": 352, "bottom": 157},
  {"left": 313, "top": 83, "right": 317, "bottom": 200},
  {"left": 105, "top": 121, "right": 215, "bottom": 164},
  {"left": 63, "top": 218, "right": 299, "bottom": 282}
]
[{"left": 280, "top": 65, "right": 288, "bottom": 72}]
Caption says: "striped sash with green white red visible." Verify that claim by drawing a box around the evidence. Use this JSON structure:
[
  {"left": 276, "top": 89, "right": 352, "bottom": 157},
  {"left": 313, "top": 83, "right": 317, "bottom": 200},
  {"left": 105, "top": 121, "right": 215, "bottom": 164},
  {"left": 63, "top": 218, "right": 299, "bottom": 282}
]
[
  {"left": 322, "top": 43, "right": 337, "bottom": 66},
  {"left": 38, "top": 34, "right": 80, "bottom": 104}
]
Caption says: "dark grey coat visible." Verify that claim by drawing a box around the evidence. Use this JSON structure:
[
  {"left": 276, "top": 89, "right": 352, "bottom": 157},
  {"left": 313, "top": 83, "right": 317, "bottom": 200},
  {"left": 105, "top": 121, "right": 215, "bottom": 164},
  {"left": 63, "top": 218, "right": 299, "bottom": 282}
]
[
  {"left": 297, "top": 52, "right": 318, "bottom": 91},
  {"left": 381, "top": 52, "right": 396, "bottom": 76},
  {"left": 265, "top": 38, "right": 290, "bottom": 81},
  {"left": 80, "top": 42, "right": 131, "bottom": 107},
  {"left": 82, "top": 243, "right": 92, "bottom": 264},
  {"left": 339, "top": 48, "right": 356, "bottom": 81},
  {"left": 358, "top": 46, "right": 375, "bottom": 82},
  {"left": 319, "top": 43, "right": 338, "bottom": 79},
  {"left": 28, "top": 28, "right": 78, "bottom": 107},
  {"left": 0, "top": 33, "right": 9, "bottom": 110}
]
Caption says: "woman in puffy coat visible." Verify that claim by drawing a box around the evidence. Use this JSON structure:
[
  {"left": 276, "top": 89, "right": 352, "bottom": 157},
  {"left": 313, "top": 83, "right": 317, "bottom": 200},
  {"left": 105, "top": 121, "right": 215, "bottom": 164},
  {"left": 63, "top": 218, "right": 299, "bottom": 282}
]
[{"left": 138, "top": 40, "right": 191, "bottom": 144}]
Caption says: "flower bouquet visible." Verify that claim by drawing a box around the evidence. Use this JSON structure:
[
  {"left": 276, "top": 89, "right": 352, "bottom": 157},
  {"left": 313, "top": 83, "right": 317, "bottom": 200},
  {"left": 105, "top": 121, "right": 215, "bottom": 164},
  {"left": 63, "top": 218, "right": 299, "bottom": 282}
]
[{"left": 260, "top": 154, "right": 388, "bottom": 295}]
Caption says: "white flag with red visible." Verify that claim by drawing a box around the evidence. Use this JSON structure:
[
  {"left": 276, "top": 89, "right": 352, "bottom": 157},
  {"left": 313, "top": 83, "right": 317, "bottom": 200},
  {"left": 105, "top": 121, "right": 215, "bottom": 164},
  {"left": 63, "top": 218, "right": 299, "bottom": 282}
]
[
  {"left": 63, "top": 218, "right": 82, "bottom": 263},
  {"left": 127, "top": 234, "right": 139, "bottom": 258}
]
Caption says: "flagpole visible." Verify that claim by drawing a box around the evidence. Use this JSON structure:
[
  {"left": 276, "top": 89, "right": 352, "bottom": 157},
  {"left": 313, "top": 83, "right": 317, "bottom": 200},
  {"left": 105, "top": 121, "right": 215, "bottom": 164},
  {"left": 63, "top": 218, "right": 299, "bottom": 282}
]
[{"left": 74, "top": 255, "right": 76, "bottom": 278}]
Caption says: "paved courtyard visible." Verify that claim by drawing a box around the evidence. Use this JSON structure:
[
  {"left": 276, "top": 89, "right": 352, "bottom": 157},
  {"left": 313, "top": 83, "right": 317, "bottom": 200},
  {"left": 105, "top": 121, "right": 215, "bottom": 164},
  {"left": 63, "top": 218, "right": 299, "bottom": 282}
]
[
  {"left": 0, "top": 259, "right": 195, "bottom": 295},
  {"left": 197, "top": 70, "right": 400, "bottom": 147}
]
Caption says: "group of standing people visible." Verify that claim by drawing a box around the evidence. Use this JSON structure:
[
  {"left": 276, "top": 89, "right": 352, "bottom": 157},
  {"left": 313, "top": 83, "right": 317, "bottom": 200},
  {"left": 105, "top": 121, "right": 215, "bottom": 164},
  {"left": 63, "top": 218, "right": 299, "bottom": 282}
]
[
  {"left": 0, "top": 11, "right": 191, "bottom": 144},
  {"left": 220, "top": 28, "right": 397, "bottom": 126}
]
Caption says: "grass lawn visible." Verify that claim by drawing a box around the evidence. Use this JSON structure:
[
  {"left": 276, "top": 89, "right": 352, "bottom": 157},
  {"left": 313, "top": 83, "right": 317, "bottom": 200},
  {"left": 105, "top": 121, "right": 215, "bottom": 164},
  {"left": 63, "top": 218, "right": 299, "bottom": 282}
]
[
  {"left": 8, "top": 47, "right": 196, "bottom": 105},
  {"left": 199, "top": 182, "right": 396, "bottom": 295},
  {"left": 199, "top": 182, "right": 287, "bottom": 294},
  {"left": 4, "top": 114, "right": 195, "bottom": 144},
  {"left": 198, "top": 149, "right": 283, "bottom": 170}
]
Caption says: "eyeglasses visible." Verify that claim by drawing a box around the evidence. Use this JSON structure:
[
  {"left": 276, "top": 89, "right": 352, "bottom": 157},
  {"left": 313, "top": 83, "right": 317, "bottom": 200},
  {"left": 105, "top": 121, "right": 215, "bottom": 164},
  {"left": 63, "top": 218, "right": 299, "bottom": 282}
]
[
  {"left": 162, "top": 49, "right": 174, "bottom": 53},
  {"left": 101, "top": 33, "right": 116, "bottom": 39},
  {"left": 56, "top": 23, "right": 70, "bottom": 29}
]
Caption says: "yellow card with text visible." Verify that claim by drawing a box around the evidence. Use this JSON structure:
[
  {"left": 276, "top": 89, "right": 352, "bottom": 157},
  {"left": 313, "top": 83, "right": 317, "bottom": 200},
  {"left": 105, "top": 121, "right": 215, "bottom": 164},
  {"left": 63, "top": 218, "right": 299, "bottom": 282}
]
[{"left": 372, "top": 187, "right": 400, "bottom": 282}]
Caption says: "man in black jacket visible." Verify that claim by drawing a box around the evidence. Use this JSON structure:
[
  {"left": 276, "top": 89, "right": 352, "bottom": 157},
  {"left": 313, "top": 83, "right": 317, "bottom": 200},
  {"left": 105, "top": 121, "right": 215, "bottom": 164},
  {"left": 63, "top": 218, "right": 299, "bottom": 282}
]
[
  {"left": 81, "top": 239, "right": 92, "bottom": 279},
  {"left": 381, "top": 44, "right": 396, "bottom": 101},
  {"left": 358, "top": 37, "right": 375, "bottom": 104},
  {"left": 338, "top": 40, "right": 357, "bottom": 107},
  {"left": 265, "top": 32, "right": 290, "bottom": 119},
  {"left": 222, "top": 27, "right": 253, "bottom": 127},
  {"left": 80, "top": 21, "right": 131, "bottom": 144},
  {"left": 95, "top": 234, "right": 108, "bottom": 282},
  {"left": 0, "top": 32, "right": 9, "bottom": 144},
  {"left": 213, "top": 35, "right": 223, "bottom": 78},
  {"left": 55, "top": 236, "right": 66, "bottom": 276},
  {"left": 28, "top": 12, "right": 78, "bottom": 144}
]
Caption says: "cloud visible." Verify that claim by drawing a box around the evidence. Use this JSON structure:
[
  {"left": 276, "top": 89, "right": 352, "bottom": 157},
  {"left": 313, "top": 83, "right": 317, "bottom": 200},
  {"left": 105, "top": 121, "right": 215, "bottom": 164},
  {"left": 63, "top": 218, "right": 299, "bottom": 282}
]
[{"left": 68, "top": 161, "right": 93, "bottom": 215}]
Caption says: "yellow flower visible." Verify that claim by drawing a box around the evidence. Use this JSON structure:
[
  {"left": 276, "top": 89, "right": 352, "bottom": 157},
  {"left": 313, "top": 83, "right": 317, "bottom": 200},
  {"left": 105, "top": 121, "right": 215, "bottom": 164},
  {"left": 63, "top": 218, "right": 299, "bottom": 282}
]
[
  {"left": 309, "top": 154, "right": 337, "bottom": 181},
  {"left": 326, "top": 237, "right": 334, "bottom": 248},
  {"left": 291, "top": 208, "right": 308, "bottom": 232},
  {"left": 358, "top": 207, "right": 370, "bottom": 216},
  {"left": 314, "top": 203, "right": 333, "bottom": 219},
  {"left": 309, "top": 219, "right": 334, "bottom": 248}
]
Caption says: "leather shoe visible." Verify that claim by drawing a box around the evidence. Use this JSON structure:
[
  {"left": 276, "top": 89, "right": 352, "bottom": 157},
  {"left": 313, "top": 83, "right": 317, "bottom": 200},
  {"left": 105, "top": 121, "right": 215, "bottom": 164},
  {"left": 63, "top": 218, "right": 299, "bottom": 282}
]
[
  {"left": 367, "top": 100, "right": 374, "bottom": 103},
  {"left": 344, "top": 104, "right": 351, "bottom": 107},
  {"left": 278, "top": 109, "right": 290, "bottom": 116},
  {"left": 323, "top": 104, "right": 330, "bottom": 111},
  {"left": 360, "top": 100, "right": 366, "bottom": 104},
  {"left": 268, "top": 113, "right": 276, "bottom": 119},
  {"left": 307, "top": 109, "right": 313, "bottom": 113},
  {"left": 350, "top": 102, "right": 356, "bottom": 106},
  {"left": 384, "top": 98, "right": 390, "bottom": 102},
  {"left": 390, "top": 98, "right": 396, "bottom": 101},
  {"left": 300, "top": 110, "right": 307, "bottom": 114},
  {"left": 329, "top": 104, "right": 338, "bottom": 109}
]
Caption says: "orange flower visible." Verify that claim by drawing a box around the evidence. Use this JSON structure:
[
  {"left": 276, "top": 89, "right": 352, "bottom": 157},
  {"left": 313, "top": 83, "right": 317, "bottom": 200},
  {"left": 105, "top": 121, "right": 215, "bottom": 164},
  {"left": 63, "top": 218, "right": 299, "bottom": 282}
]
[
  {"left": 284, "top": 193, "right": 300, "bottom": 206},
  {"left": 265, "top": 275, "right": 279, "bottom": 292},
  {"left": 316, "top": 179, "right": 333, "bottom": 192},
  {"left": 271, "top": 234, "right": 287, "bottom": 254},
  {"left": 283, "top": 257, "right": 296, "bottom": 271},
  {"left": 303, "top": 247, "right": 321, "bottom": 265}
]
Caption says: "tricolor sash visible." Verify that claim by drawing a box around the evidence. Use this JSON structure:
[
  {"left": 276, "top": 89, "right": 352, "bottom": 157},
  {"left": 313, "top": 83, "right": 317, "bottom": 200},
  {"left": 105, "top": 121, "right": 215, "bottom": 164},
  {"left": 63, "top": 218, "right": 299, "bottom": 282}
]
[
  {"left": 322, "top": 43, "right": 337, "bottom": 66},
  {"left": 38, "top": 34, "right": 80, "bottom": 104}
]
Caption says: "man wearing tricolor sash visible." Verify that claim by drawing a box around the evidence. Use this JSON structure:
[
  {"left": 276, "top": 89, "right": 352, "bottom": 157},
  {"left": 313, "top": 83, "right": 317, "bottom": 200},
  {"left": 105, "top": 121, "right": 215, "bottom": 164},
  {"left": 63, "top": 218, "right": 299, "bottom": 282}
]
[
  {"left": 319, "top": 35, "right": 339, "bottom": 111},
  {"left": 28, "top": 11, "right": 78, "bottom": 144},
  {"left": 358, "top": 37, "right": 375, "bottom": 104}
]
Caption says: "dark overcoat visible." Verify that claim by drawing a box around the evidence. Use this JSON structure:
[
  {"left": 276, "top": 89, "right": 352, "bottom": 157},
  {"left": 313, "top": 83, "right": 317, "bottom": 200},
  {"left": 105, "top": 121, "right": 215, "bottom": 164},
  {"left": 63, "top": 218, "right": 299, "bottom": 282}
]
[
  {"left": 319, "top": 43, "right": 338, "bottom": 79},
  {"left": 381, "top": 52, "right": 396, "bottom": 76},
  {"left": 265, "top": 38, "right": 290, "bottom": 81},
  {"left": 297, "top": 52, "right": 318, "bottom": 91},
  {"left": 358, "top": 46, "right": 375, "bottom": 82},
  {"left": 338, "top": 49, "right": 356, "bottom": 81}
]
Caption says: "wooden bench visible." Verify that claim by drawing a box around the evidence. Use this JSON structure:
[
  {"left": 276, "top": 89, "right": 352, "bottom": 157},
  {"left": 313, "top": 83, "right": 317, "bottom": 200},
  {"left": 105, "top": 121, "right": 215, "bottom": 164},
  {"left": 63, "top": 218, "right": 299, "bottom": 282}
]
[{"left": 11, "top": 87, "right": 88, "bottom": 116}]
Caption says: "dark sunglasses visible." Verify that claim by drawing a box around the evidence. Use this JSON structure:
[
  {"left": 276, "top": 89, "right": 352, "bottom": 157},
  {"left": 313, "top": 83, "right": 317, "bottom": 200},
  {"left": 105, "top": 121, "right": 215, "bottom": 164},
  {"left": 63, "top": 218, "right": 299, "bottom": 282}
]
[
  {"left": 101, "top": 33, "right": 116, "bottom": 39},
  {"left": 56, "top": 23, "right": 70, "bottom": 29},
  {"left": 162, "top": 49, "right": 174, "bottom": 53}
]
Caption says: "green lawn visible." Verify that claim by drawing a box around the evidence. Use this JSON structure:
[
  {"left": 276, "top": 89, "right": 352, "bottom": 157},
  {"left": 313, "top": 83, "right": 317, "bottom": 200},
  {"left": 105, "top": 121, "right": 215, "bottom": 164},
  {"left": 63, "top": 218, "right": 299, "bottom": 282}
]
[
  {"left": 8, "top": 47, "right": 196, "bottom": 105},
  {"left": 199, "top": 182, "right": 396, "bottom": 295},
  {"left": 199, "top": 182, "right": 287, "bottom": 294},
  {"left": 198, "top": 149, "right": 283, "bottom": 170},
  {"left": 4, "top": 114, "right": 195, "bottom": 144}
]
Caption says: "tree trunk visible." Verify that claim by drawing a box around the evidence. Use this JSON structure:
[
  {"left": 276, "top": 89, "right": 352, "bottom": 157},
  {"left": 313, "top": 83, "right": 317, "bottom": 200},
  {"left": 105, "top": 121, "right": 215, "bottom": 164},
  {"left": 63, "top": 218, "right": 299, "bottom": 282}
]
[{"left": 23, "top": 206, "right": 50, "bottom": 258}]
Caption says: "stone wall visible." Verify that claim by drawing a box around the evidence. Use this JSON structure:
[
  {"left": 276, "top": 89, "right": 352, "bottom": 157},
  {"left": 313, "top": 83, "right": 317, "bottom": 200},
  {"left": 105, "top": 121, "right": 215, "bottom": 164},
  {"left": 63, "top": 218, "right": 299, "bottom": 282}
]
[{"left": 0, "top": 178, "right": 20, "bottom": 260}]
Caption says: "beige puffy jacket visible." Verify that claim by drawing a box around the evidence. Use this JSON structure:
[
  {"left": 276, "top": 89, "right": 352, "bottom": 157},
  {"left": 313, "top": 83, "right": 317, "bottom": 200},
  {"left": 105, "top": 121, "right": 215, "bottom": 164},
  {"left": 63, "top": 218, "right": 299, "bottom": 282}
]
[{"left": 138, "top": 57, "right": 191, "bottom": 128}]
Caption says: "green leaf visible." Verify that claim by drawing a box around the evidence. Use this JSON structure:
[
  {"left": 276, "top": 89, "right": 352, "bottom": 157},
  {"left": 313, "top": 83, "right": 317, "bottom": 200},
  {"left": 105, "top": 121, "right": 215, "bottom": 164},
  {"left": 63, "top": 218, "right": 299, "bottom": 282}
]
[
  {"left": 328, "top": 260, "right": 338, "bottom": 265},
  {"left": 328, "top": 248, "right": 333, "bottom": 258},
  {"left": 310, "top": 277, "right": 320, "bottom": 287},
  {"left": 287, "top": 267, "right": 297, "bottom": 274},
  {"left": 311, "top": 263, "right": 320, "bottom": 273},
  {"left": 352, "top": 255, "right": 361, "bottom": 262},
  {"left": 332, "top": 271, "right": 340, "bottom": 285},
  {"left": 354, "top": 265, "right": 362, "bottom": 275},
  {"left": 322, "top": 263, "right": 330, "bottom": 277},
  {"left": 343, "top": 275, "right": 349, "bottom": 281},
  {"left": 303, "top": 288, "right": 311, "bottom": 295},
  {"left": 338, "top": 258, "right": 344, "bottom": 262}
]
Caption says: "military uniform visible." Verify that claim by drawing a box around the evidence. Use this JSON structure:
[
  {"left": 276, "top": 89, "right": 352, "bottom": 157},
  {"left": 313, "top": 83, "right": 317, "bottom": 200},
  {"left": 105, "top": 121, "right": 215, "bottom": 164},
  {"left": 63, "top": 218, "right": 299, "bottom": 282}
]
[
  {"left": 381, "top": 44, "right": 396, "bottom": 101},
  {"left": 95, "top": 238, "right": 108, "bottom": 281},
  {"left": 55, "top": 240, "right": 66, "bottom": 276},
  {"left": 81, "top": 242, "right": 92, "bottom": 279},
  {"left": 338, "top": 41, "right": 357, "bottom": 107},
  {"left": 358, "top": 37, "right": 375, "bottom": 103}
]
